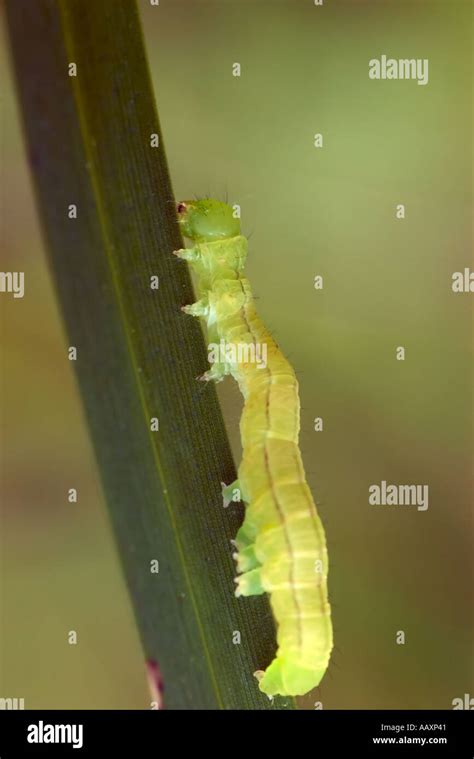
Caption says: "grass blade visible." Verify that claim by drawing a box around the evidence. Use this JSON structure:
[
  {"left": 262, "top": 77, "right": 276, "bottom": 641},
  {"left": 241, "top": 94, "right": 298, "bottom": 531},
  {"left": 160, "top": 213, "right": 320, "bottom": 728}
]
[{"left": 5, "top": 0, "right": 295, "bottom": 709}]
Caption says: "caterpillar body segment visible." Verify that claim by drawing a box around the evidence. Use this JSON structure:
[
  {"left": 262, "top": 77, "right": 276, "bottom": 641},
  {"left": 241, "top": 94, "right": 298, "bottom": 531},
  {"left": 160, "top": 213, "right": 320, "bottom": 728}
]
[{"left": 176, "top": 199, "right": 332, "bottom": 697}]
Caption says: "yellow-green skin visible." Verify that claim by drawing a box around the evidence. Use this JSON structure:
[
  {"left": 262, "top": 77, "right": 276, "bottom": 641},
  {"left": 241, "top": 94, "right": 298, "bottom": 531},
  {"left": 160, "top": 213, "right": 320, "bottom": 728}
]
[{"left": 175, "top": 200, "right": 332, "bottom": 697}]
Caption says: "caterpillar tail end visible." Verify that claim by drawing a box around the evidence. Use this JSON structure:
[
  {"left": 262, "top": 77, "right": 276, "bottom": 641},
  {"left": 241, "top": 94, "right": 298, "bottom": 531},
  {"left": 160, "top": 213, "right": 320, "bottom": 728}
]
[{"left": 254, "top": 657, "right": 328, "bottom": 698}]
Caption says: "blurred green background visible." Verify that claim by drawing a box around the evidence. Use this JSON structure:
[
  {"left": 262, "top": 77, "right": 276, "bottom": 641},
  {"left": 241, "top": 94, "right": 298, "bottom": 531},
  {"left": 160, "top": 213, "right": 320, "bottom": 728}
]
[{"left": 1, "top": 0, "right": 472, "bottom": 708}]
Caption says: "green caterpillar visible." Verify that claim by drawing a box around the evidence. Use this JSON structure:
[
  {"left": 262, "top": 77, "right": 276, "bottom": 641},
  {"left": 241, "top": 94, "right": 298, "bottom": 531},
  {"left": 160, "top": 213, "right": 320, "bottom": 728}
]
[{"left": 175, "top": 199, "right": 333, "bottom": 697}]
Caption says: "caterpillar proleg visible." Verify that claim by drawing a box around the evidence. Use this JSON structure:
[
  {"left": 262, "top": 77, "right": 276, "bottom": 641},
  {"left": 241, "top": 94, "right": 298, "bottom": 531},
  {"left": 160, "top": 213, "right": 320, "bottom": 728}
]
[{"left": 175, "top": 199, "right": 333, "bottom": 697}]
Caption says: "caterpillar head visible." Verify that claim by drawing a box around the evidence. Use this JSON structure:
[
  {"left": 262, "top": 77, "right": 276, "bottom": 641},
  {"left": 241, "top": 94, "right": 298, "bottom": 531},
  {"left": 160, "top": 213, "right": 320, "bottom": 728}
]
[{"left": 176, "top": 199, "right": 240, "bottom": 242}]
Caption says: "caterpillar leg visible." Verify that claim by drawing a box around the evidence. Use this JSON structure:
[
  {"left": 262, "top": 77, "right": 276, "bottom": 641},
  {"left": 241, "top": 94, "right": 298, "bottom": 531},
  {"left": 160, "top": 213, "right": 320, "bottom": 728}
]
[
  {"left": 235, "top": 566, "right": 265, "bottom": 597},
  {"left": 234, "top": 514, "right": 256, "bottom": 549},
  {"left": 233, "top": 543, "right": 260, "bottom": 573},
  {"left": 224, "top": 477, "right": 261, "bottom": 579},
  {"left": 181, "top": 298, "right": 209, "bottom": 317},
  {"left": 221, "top": 479, "right": 242, "bottom": 508},
  {"left": 198, "top": 364, "right": 226, "bottom": 383},
  {"left": 173, "top": 246, "right": 199, "bottom": 262},
  {"left": 233, "top": 491, "right": 260, "bottom": 569}
]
